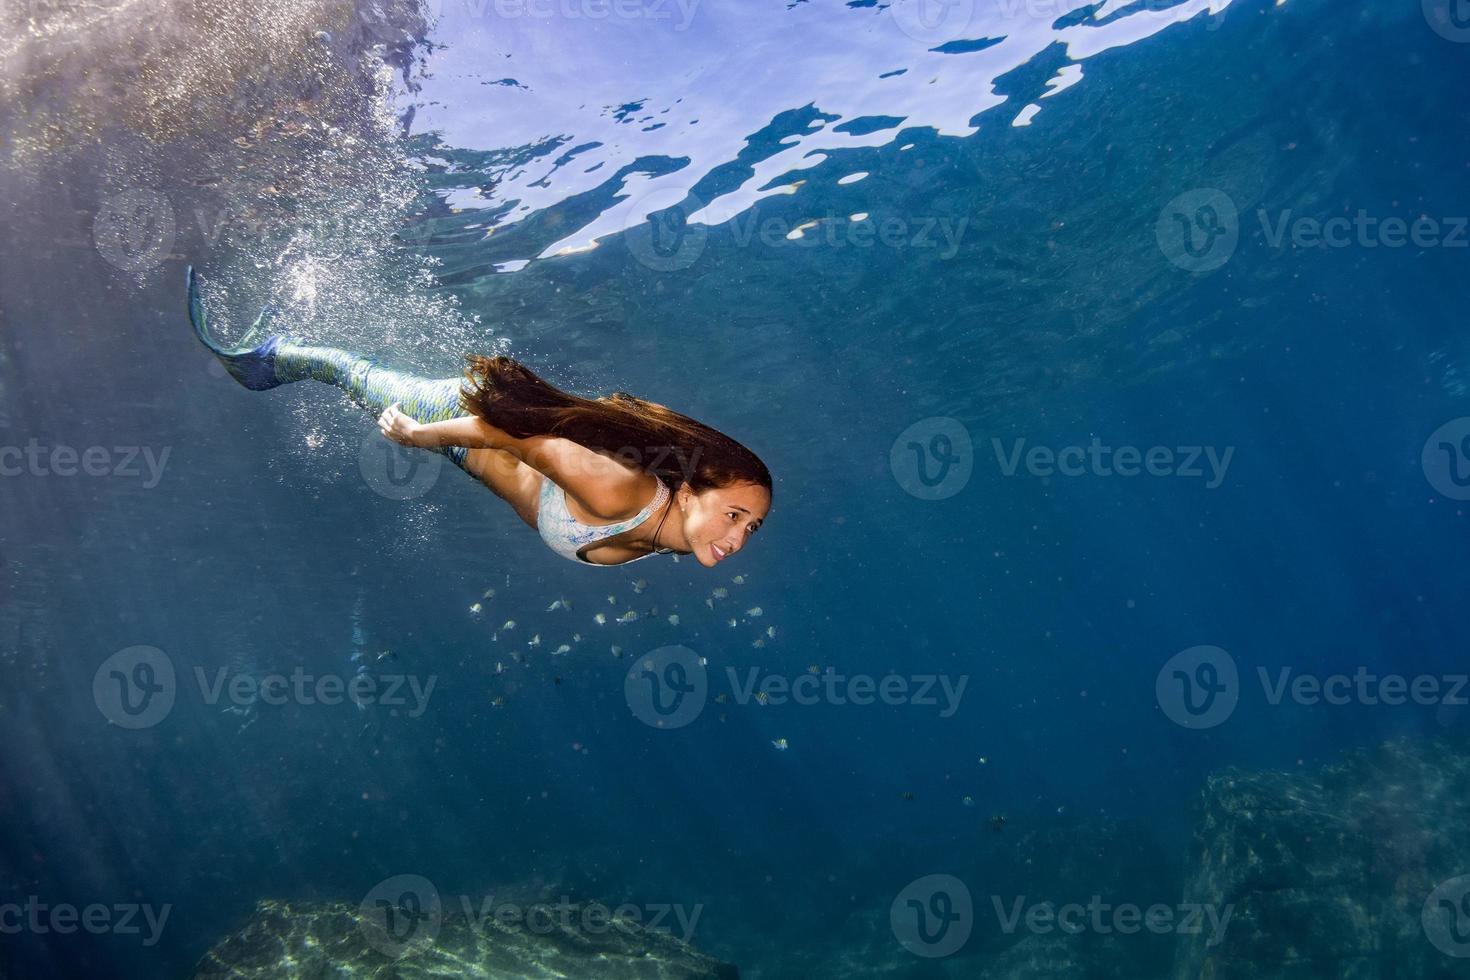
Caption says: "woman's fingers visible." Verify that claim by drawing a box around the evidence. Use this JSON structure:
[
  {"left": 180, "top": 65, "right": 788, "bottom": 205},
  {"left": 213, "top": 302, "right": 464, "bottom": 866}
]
[{"left": 377, "top": 403, "right": 409, "bottom": 444}]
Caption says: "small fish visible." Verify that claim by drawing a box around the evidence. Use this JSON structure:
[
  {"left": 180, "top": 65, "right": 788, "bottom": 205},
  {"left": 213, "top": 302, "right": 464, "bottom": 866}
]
[
  {"left": 668, "top": 614, "right": 680, "bottom": 626},
  {"left": 732, "top": 575, "right": 746, "bottom": 585},
  {"left": 901, "top": 792, "right": 916, "bottom": 802},
  {"left": 806, "top": 665, "right": 820, "bottom": 675},
  {"left": 632, "top": 579, "right": 648, "bottom": 594},
  {"left": 502, "top": 620, "right": 516, "bottom": 631},
  {"left": 752, "top": 638, "right": 766, "bottom": 649},
  {"left": 989, "top": 815, "right": 1007, "bottom": 833},
  {"left": 553, "top": 644, "right": 572, "bottom": 656},
  {"left": 490, "top": 696, "right": 506, "bottom": 707},
  {"left": 607, "top": 595, "right": 617, "bottom": 605},
  {"left": 528, "top": 634, "right": 541, "bottom": 647},
  {"left": 711, "top": 587, "right": 728, "bottom": 600},
  {"left": 482, "top": 588, "right": 496, "bottom": 599},
  {"left": 594, "top": 612, "right": 607, "bottom": 625},
  {"left": 714, "top": 693, "right": 729, "bottom": 704},
  {"left": 771, "top": 738, "right": 789, "bottom": 751},
  {"left": 492, "top": 632, "right": 499, "bottom": 642},
  {"left": 374, "top": 650, "right": 395, "bottom": 663},
  {"left": 753, "top": 691, "right": 770, "bottom": 705},
  {"left": 470, "top": 603, "right": 482, "bottom": 614},
  {"left": 698, "top": 656, "right": 709, "bottom": 666},
  {"left": 727, "top": 618, "right": 737, "bottom": 629},
  {"left": 611, "top": 645, "right": 623, "bottom": 658},
  {"left": 547, "top": 599, "right": 565, "bottom": 612},
  {"left": 978, "top": 756, "right": 989, "bottom": 765},
  {"left": 705, "top": 598, "right": 713, "bottom": 609},
  {"left": 616, "top": 610, "right": 638, "bottom": 624},
  {"left": 747, "top": 607, "right": 763, "bottom": 617},
  {"left": 767, "top": 626, "right": 777, "bottom": 639},
  {"left": 493, "top": 662, "right": 506, "bottom": 675},
  {"left": 572, "top": 633, "right": 582, "bottom": 643},
  {"left": 962, "top": 796, "right": 976, "bottom": 808}
]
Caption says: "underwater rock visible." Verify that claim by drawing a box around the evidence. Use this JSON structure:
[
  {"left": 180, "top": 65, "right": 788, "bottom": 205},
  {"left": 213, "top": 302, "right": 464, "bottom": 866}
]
[
  {"left": 1173, "top": 736, "right": 1470, "bottom": 979},
  {"left": 193, "top": 898, "right": 737, "bottom": 979}
]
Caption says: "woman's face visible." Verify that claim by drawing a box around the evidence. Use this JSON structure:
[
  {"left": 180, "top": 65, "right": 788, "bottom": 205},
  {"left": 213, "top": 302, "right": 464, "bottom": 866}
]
[{"left": 679, "top": 481, "right": 771, "bottom": 567}]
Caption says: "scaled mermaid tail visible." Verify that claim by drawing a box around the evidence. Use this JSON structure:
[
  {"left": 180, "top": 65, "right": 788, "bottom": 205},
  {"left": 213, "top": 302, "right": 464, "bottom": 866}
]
[{"left": 187, "top": 266, "right": 470, "bottom": 469}]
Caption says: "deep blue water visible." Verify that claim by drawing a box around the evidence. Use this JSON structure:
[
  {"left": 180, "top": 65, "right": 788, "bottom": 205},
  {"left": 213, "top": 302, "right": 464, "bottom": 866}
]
[{"left": 3, "top": 0, "right": 1470, "bottom": 976}]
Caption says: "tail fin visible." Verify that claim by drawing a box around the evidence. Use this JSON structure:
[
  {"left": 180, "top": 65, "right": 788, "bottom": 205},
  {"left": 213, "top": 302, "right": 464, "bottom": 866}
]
[{"left": 186, "top": 265, "right": 287, "bottom": 390}]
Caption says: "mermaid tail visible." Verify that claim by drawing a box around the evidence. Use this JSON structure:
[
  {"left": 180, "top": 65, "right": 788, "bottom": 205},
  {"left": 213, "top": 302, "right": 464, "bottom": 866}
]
[
  {"left": 187, "top": 266, "right": 470, "bottom": 469},
  {"left": 187, "top": 266, "right": 288, "bottom": 391}
]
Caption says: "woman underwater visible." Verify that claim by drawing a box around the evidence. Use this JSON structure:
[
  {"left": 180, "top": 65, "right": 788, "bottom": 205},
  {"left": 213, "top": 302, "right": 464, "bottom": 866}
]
[{"left": 186, "top": 267, "right": 770, "bottom": 568}]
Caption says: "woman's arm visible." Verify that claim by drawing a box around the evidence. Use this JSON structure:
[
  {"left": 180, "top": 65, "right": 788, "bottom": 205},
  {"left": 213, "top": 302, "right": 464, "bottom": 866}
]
[
  {"left": 379, "top": 408, "right": 505, "bottom": 451},
  {"left": 378, "top": 404, "right": 653, "bottom": 521}
]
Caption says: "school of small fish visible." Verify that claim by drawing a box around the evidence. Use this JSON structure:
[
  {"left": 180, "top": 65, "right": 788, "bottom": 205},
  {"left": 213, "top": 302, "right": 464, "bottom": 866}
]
[{"left": 474, "top": 574, "right": 781, "bottom": 705}]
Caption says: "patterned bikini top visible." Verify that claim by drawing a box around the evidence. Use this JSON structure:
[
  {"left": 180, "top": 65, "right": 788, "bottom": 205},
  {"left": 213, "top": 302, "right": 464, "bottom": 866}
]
[{"left": 536, "top": 474, "right": 671, "bottom": 565}]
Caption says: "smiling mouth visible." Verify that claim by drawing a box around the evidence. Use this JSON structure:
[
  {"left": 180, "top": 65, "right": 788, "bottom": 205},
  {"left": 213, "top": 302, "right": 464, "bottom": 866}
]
[{"left": 711, "top": 543, "right": 728, "bottom": 561}]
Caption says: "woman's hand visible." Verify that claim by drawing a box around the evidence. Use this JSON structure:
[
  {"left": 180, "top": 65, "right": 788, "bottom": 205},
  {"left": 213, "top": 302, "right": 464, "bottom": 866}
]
[{"left": 377, "top": 403, "right": 423, "bottom": 448}]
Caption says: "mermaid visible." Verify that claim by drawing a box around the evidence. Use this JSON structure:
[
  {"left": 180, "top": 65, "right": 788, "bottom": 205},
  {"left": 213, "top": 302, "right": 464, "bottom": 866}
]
[{"left": 186, "top": 267, "right": 770, "bottom": 567}]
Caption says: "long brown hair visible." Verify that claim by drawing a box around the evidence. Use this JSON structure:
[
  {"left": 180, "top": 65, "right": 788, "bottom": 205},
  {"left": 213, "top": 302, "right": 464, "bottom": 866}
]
[{"left": 460, "top": 355, "right": 772, "bottom": 495}]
